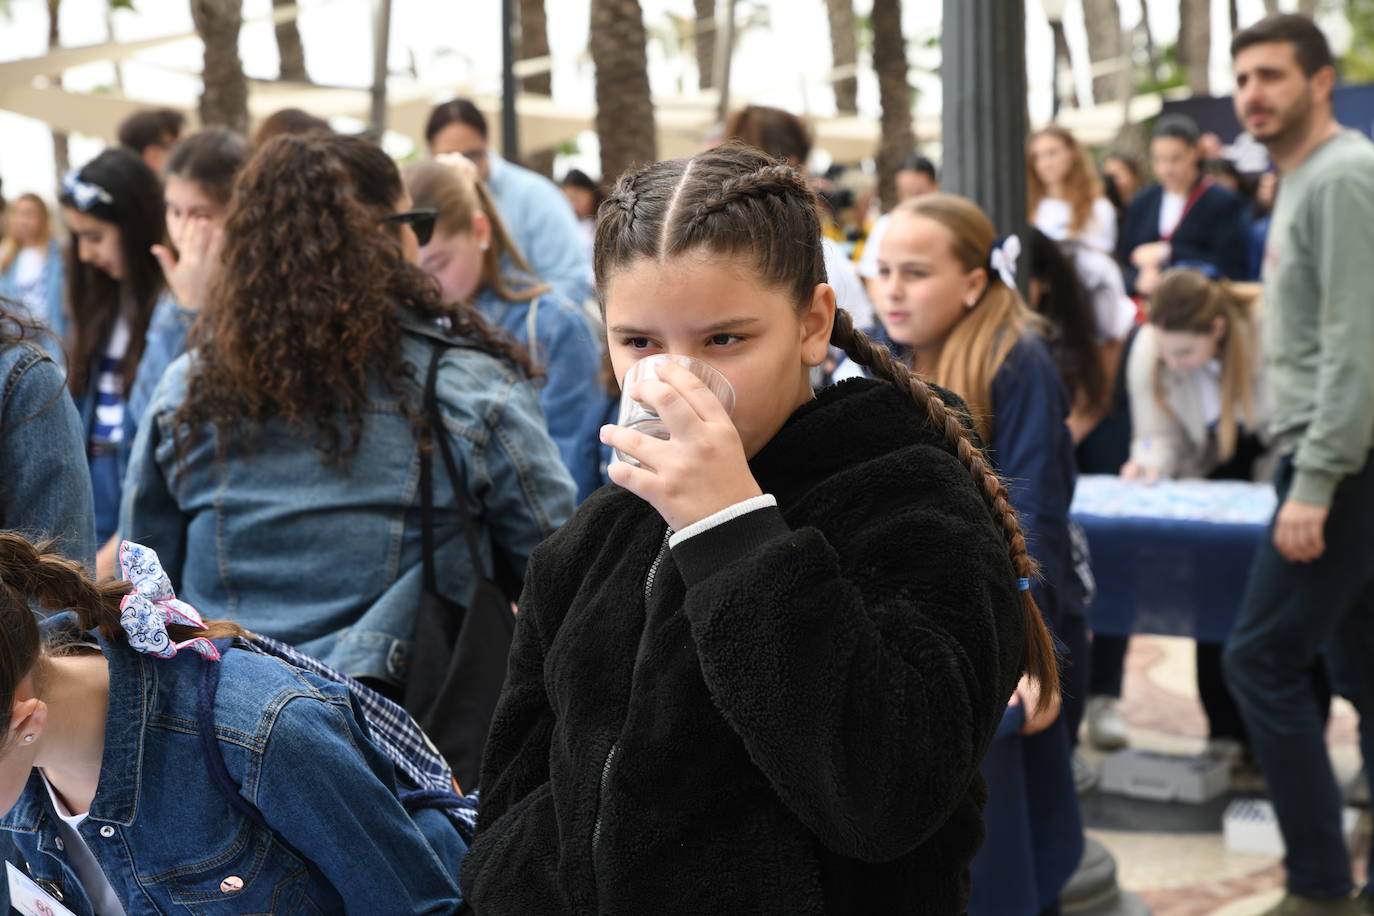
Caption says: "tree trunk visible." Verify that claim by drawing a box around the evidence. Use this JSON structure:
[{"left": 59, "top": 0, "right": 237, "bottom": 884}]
[
  {"left": 47, "top": 0, "right": 69, "bottom": 176},
  {"left": 1052, "top": 21, "right": 1082, "bottom": 108},
  {"left": 1179, "top": 0, "right": 1210, "bottom": 96},
  {"left": 872, "top": 0, "right": 915, "bottom": 211},
  {"left": 1083, "top": 0, "right": 1124, "bottom": 104},
  {"left": 191, "top": 0, "right": 249, "bottom": 134},
  {"left": 825, "top": 0, "right": 858, "bottom": 115},
  {"left": 519, "top": 0, "right": 556, "bottom": 177},
  {"left": 1229, "top": 0, "right": 1239, "bottom": 33},
  {"left": 1298, "top": 0, "right": 1320, "bottom": 16},
  {"left": 590, "top": 0, "right": 657, "bottom": 186},
  {"left": 1262, "top": 0, "right": 1278, "bottom": 12},
  {"left": 694, "top": 0, "right": 715, "bottom": 90},
  {"left": 1139, "top": 0, "right": 1162, "bottom": 86},
  {"left": 273, "top": 0, "right": 308, "bottom": 82}
]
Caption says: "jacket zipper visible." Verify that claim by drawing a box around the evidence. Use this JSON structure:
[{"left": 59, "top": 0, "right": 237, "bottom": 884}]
[{"left": 591, "top": 530, "right": 670, "bottom": 860}]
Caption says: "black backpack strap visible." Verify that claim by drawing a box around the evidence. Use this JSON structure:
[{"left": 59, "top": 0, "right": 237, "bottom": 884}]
[{"left": 422, "top": 343, "right": 491, "bottom": 583}]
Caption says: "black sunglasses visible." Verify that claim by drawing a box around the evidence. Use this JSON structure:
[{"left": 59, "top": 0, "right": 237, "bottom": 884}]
[{"left": 381, "top": 208, "right": 438, "bottom": 246}]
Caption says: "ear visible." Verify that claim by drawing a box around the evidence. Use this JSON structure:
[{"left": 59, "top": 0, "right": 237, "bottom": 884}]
[
  {"left": 471, "top": 210, "right": 492, "bottom": 251},
  {"left": 8, "top": 691, "right": 45, "bottom": 750},
  {"left": 800, "top": 283, "right": 837, "bottom": 367},
  {"left": 1313, "top": 64, "right": 1336, "bottom": 106},
  {"left": 1212, "top": 313, "right": 1228, "bottom": 340},
  {"left": 964, "top": 266, "right": 990, "bottom": 308}
]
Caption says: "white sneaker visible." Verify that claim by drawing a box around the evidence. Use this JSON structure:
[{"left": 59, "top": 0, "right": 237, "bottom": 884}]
[{"left": 1086, "top": 695, "right": 1129, "bottom": 750}]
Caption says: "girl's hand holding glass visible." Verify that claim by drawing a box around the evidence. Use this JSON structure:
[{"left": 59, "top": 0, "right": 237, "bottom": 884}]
[{"left": 600, "top": 358, "right": 762, "bottom": 533}]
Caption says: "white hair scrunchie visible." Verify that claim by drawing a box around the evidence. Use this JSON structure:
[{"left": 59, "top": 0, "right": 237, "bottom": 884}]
[{"left": 988, "top": 233, "right": 1021, "bottom": 290}]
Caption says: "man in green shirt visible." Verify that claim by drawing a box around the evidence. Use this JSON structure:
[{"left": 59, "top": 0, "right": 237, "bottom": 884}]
[{"left": 1223, "top": 14, "right": 1374, "bottom": 916}]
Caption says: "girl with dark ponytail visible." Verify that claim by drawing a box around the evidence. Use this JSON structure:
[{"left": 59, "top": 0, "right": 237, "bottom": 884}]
[
  {"left": 461, "top": 143, "right": 1057, "bottom": 914},
  {"left": 0, "top": 534, "right": 468, "bottom": 912}
]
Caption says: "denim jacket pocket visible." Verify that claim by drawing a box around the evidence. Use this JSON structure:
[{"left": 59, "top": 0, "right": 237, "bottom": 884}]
[{"left": 153, "top": 820, "right": 318, "bottom": 914}]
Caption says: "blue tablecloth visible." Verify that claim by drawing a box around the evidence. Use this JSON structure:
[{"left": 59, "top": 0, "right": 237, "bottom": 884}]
[{"left": 1070, "top": 475, "right": 1278, "bottom": 642}]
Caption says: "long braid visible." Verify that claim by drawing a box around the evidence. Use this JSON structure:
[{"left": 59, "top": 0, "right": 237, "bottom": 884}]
[{"left": 830, "top": 310, "right": 1060, "bottom": 708}]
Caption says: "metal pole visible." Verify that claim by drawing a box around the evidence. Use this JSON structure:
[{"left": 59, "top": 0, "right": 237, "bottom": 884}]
[
  {"left": 368, "top": 0, "right": 392, "bottom": 137},
  {"left": 713, "top": 0, "right": 737, "bottom": 127},
  {"left": 1050, "top": 20, "right": 1063, "bottom": 121},
  {"left": 941, "top": 0, "right": 1030, "bottom": 294},
  {"left": 501, "top": 0, "right": 520, "bottom": 161}
]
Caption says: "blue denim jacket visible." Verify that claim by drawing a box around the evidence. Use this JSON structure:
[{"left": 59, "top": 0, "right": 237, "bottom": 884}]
[
  {"left": 119, "top": 308, "right": 577, "bottom": 683},
  {"left": 0, "top": 342, "right": 95, "bottom": 566},
  {"left": 486, "top": 154, "right": 592, "bottom": 307},
  {"left": 0, "top": 240, "right": 67, "bottom": 364},
  {"left": 0, "top": 614, "right": 465, "bottom": 914},
  {"left": 475, "top": 286, "right": 605, "bottom": 501}
]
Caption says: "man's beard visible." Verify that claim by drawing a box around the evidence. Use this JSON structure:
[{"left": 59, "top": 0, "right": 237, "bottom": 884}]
[{"left": 1246, "top": 91, "right": 1314, "bottom": 149}]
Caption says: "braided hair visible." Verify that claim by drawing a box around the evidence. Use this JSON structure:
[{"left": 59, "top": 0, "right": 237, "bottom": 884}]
[{"left": 594, "top": 142, "right": 1058, "bottom": 706}]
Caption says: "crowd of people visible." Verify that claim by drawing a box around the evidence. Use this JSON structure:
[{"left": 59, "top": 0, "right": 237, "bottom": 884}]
[{"left": 0, "top": 11, "right": 1370, "bottom": 916}]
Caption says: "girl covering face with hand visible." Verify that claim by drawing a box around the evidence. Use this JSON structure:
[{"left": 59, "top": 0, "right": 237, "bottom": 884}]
[{"left": 460, "top": 143, "right": 1057, "bottom": 915}]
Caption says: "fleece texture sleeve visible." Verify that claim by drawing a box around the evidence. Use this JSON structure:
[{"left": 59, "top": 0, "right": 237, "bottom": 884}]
[{"left": 671, "top": 447, "right": 1025, "bottom": 864}]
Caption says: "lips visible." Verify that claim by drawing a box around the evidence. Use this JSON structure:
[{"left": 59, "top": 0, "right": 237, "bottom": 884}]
[{"left": 883, "top": 311, "right": 913, "bottom": 325}]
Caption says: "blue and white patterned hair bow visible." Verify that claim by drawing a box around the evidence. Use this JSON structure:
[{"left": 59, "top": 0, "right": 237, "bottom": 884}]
[
  {"left": 117, "top": 541, "right": 221, "bottom": 661},
  {"left": 988, "top": 234, "right": 1021, "bottom": 289},
  {"left": 61, "top": 169, "right": 115, "bottom": 213}
]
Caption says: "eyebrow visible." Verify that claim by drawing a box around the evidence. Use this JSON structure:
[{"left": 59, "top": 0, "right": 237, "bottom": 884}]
[{"left": 609, "top": 317, "right": 762, "bottom": 335}]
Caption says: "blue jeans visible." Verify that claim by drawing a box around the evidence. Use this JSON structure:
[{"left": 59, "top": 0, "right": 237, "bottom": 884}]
[{"left": 1224, "top": 451, "right": 1374, "bottom": 899}]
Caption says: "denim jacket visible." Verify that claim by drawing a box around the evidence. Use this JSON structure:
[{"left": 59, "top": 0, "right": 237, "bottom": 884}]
[
  {"left": 0, "top": 240, "right": 67, "bottom": 364},
  {"left": 0, "top": 342, "right": 95, "bottom": 565},
  {"left": 0, "top": 614, "right": 465, "bottom": 914},
  {"left": 119, "top": 307, "right": 577, "bottom": 683},
  {"left": 475, "top": 286, "right": 605, "bottom": 500}
]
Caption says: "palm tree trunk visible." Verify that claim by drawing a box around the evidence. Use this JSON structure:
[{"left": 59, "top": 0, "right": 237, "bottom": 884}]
[
  {"left": 1052, "top": 20, "right": 1081, "bottom": 108},
  {"left": 1297, "top": 0, "right": 1320, "bottom": 16},
  {"left": 825, "top": 0, "right": 858, "bottom": 115},
  {"left": 1262, "top": 0, "right": 1278, "bottom": 12},
  {"left": 47, "top": 0, "right": 69, "bottom": 177},
  {"left": 519, "top": 0, "right": 556, "bottom": 177},
  {"left": 1139, "top": 0, "right": 1161, "bottom": 85},
  {"left": 590, "top": 0, "right": 657, "bottom": 186},
  {"left": 872, "top": 0, "right": 915, "bottom": 212},
  {"left": 1178, "top": 0, "right": 1210, "bottom": 96},
  {"left": 1083, "top": 0, "right": 1124, "bottom": 103},
  {"left": 694, "top": 0, "right": 715, "bottom": 90},
  {"left": 273, "top": 0, "right": 308, "bottom": 82},
  {"left": 191, "top": 0, "right": 249, "bottom": 133}
]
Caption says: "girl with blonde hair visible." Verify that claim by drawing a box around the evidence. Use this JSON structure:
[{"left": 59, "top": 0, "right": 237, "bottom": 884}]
[
  {"left": 0, "top": 194, "right": 65, "bottom": 359},
  {"left": 405, "top": 154, "right": 604, "bottom": 499}
]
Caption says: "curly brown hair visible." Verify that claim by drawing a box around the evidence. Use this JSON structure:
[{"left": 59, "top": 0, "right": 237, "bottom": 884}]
[{"left": 175, "top": 133, "right": 534, "bottom": 465}]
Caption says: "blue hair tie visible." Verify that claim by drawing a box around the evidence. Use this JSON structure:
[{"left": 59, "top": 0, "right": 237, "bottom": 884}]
[{"left": 1016, "top": 577, "right": 1031, "bottom": 592}]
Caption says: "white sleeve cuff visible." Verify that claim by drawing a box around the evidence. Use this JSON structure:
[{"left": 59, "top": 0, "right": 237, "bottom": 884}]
[{"left": 668, "top": 495, "right": 779, "bottom": 549}]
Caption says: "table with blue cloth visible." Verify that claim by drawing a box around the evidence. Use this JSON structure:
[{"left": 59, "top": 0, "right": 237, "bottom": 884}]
[{"left": 1070, "top": 474, "right": 1278, "bottom": 642}]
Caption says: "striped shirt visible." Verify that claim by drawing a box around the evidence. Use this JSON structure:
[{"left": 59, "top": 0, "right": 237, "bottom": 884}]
[{"left": 91, "top": 318, "right": 129, "bottom": 445}]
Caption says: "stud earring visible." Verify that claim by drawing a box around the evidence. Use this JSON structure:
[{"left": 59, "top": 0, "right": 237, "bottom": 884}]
[{"left": 22, "top": 734, "right": 34, "bottom": 744}]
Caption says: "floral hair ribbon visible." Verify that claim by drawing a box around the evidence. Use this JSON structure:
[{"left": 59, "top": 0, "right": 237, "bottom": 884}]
[
  {"left": 117, "top": 541, "right": 221, "bottom": 661},
  {"left": 988, "top": 234, "right": 1021, "bottom": 289},
  {"left": 61, "top": 169, "right": 115, "bottom": 213}
]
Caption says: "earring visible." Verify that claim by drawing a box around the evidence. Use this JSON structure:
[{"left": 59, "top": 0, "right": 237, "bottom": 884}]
[
  {"left": 480, "top": 242, "right": 489, "bottom": 252},
  {"left": 22, "top": 734, "right": 34, "bottom": 744}
]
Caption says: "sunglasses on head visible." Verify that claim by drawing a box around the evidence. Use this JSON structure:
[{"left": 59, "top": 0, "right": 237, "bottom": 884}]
[{"left": 381, "top": 208, "right": 438, "bottom": 246}]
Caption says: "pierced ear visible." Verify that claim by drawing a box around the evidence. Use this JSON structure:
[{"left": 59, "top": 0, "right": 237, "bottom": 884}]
[
  {"left": 801, "top": 283, "right": 837, "bottom": 367},
  {"left": 965, "top": 266, "right": 990, "bottom": 308},
  {"left": 9, "top": 695, "right": 45, "bottom": 749}
]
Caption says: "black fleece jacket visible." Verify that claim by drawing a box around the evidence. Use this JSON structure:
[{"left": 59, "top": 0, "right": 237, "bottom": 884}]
[{"left": 460, "top": 377, "right": 1028, "bottom": 915}]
